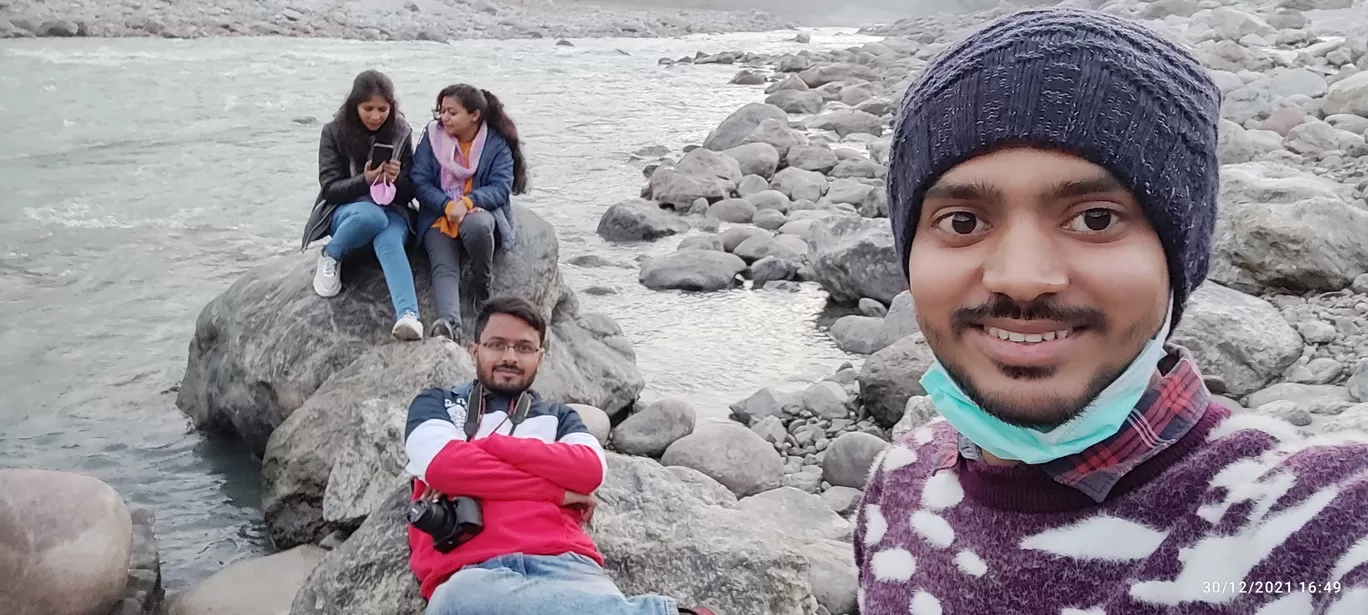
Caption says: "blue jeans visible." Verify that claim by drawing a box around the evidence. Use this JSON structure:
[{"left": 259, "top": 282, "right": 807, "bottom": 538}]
[
  {"left": 325, "top": 201, "right": 418, "bottom": 319},
  {"left": 426, "top": 553, "right": 676, "bottom": 615}
]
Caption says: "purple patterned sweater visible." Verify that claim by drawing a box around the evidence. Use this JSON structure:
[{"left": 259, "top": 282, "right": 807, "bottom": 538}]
[{"left": 854, "top": 407, "right": 1368, "bottom": 614}]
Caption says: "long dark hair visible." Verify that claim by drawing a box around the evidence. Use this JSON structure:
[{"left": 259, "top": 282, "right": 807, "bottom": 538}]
[
  {"left": 435, "top": 84, "right": 529, "bottom": 195},
  {"left": 334, "top": 70, "right": 402, "bottom": 166}
]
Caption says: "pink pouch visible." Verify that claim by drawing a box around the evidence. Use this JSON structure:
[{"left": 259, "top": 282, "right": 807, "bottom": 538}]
[{"left": 370, "top": 179, "right": 396, "bottom": 206}]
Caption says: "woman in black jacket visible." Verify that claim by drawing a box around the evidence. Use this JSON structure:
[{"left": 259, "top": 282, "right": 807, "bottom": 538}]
[{"left": 300, "top": 70, "right": 424, "bottom": 341}]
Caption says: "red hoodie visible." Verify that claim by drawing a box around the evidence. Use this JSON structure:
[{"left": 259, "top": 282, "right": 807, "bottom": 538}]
[{"left": 403, "top": 385, "right": 607, "bottom": 600}]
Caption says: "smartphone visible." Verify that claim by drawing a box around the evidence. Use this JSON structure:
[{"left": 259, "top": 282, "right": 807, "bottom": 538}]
[{"left": 369, "top": 143, "right": 395, "bottom": 169}]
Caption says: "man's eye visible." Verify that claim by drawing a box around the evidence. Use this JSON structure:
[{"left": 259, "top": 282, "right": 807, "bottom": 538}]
[
  {"left": 1067, "top": 209, "right": 1117, "bottom": 233},
  {"left": 935, "top": 211, "right": 985, "bottom": 236}
]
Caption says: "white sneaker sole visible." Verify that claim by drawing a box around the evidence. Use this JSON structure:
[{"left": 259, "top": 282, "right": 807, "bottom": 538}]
[
  {"left": 313, "top": 278, "right": 341, "bottom": 298},
  {"left": 393, "top": 321, "right": 423, "bottom": 341}
]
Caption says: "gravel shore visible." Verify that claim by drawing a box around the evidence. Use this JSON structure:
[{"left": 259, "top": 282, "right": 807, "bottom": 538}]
[{"left": 0, "top": 0, "right": 793, "bottom": 41}]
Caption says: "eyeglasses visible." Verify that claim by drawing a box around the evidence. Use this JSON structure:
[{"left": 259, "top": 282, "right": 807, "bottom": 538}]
[{"left": 480, "top": 340, "right": 542, "bottom": 356}]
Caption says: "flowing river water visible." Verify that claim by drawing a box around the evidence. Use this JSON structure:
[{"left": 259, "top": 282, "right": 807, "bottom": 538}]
[{"left": 0, "top": 29, "right": 882, "bottom": 589}]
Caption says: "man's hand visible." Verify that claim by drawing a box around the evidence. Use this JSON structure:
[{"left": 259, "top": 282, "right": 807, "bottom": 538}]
[
  {"left": 562, "top": 490, "right": 597, "bottom": 526},
  {"left": 382, "top": 160, "right": 401, "bottom": 183}
]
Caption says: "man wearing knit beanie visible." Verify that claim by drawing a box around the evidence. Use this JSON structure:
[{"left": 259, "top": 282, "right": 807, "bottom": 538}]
[{"left": 854, "top": 7, "right": 1368, "bottom": 615}]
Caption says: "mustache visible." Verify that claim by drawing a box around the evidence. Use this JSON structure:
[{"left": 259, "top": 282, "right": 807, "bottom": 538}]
[
  {"left": 492, "top": 362, "right": 523, "bottom": 374},
  {"left": 951, "top": 294, "right": 1108, "bottom": 335}
]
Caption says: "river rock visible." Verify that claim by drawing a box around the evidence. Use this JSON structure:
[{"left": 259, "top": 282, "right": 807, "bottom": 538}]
[
  {"left": 703, "top": 103, "right": 788, "bottom": 151},
  {"left": 805, "top": 108, "right": 883, "bottom": 137},
  {"left": 595, "top": 454, "right": 847, "bottom": 614},
  {"left": 822, "top": 431, "right": 892, "bottom": 490},
  {"left": 859, "top": 334, "right": 938, "bottom": 427},
  {"left": 748, "top": 189, "right": 793, "bottom": 214},
  {"left": 754, "top": 209, "right": 788, "bottom": 231},
  {"left": 821, "top": 486, "right": 863, "bottom": 517},
  {"left": 1213, "top": 196, "right": 1368, "bottom": 292},
  {"left": 169, "top": 546, "right": 325, "bottom": 615},
  {"left": 808, "top": 215, "right": 904, "bottom": 305},
  {"left": 611, "top": 398, "right": 697, "bottom": 457},
  {"left": 786, "top": 145, "right": 839, "bottom": 173},
  {"left": 1140, "top": 0, "right": 1199, "bottom": 18},
  {"left": 707, "top": 198, "right": 757, "bottom": 223},
  {"left": 1322, "top": 71, "right": 1368, "bottom": 117},
  {"left": 639, "top": 249, "right": 746, "bottom": 291},
  {"left": 678, "top": 235, "right": 724, "bottom": 251},
  {"left": 734, "top": 233, "right": 803, "bottom": 264},
  {"left": 661, "top": 423, "right": 784, "bottom": 497},
  {"left": 802, "top": 380, "right": 851, "bottom": 419},
  {"left": 178, "top": 205, "right": 639, "bottom": 456},
  {"left": 730, "top": 387, "right": 797, "bottom": 424},
  {"left": 766, "top": 74, "right": 810, "bottom": 93},
  {"left": 752, "top": 256, "right": 798, "bottom": 286},
  {"left": 743, "top": 118, "right": 808, "bottom": 160},
  {"left": 649, "top": 167, "right": 728, "bottom": 207},
  {"left": 1172, "top": 283, "right": 1304, "bottom": 397},
  {"left": 826, "top": 178, "right": 875, "bottom": 205},
  {"left": 0, "top": 469, "right": 132, "bottom": 615},
  {"left": 722, "top": 142, "right": 780, "bottom": 180},
  {"left": 893, "top": 396, "right": 939, "bottom": 441},
  {"left": 798, "top": 63, "right": 879, "bottom": 87},
  {"left": 771, "top": 166, "right": 829, "bottom": 202},
  {"left": 677, "top": 147, "right": 742, "bottom": 187},
  {"left": 597, "top": 198, "right": 689, "bottom": 242},
  {"left": 289, "top": 480, "right": 426, "bottom": 615},
  {"left": 765, "top": 89, "right": 824, "bottom": 114},
  {"left": 736, "top": 487, "right": 851, "bottom": 542}
]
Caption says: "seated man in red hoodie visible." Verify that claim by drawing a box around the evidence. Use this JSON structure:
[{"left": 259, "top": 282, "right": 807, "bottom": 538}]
[{"left": 404, "top": 295, "right": 716, "bottom": 615}]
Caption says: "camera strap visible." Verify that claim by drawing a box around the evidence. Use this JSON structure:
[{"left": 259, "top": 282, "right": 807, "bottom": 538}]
[{"left": 464, "top": 382, "right": 533, "bottom": 440}]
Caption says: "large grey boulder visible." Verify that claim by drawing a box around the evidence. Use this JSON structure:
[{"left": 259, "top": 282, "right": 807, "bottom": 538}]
[
  {"left": 1212, "top": 196, "right": 1368, "bottom": 292},
  {"left": 639, "top": 249, "right": 747, "bottom": 292},
  {"left": 169, "top": 546, "right": 326, "bottom": 615},
  {"left": 798, "top": 63, "right": 879, "bottom": 87},
  {"left": 0, "top": 469, "right": 132, "bottom": 615},
  {"left": 261, "top": 341, "right": 473, "bottom": 547},
  {"left": 677, "top": 147, "right": 743, "bottom": 187},
  {"left": 661, "top": 423, "right": 783, "bottom": 497},
  {"left": 611, "top": 398, "right": 697, "bottom": 457},
  {"left": 703, "top": 103, "right": 789, "bottom": 152},
  {"left": 597, "top": 199, "right": 689, "bottom": 242},
  {"left": 734, "top": 234, "right": 804, "bottom": 264},
  {"left": 786, "top": 145, "right": 839, "bottom": 174},
  {"left": 859, "top": 334, "right": 939, "bottom": 427},
  {"left": 178, "top": 205, "right": 639, "bottom": 457},
  {"left": 290, "top": 481, "right": 426, "bottom": 615},
  {"left": 808, "top": 215, "right": 904, "bottom": 304},
  {"left": 1322, "top": 71, "right": 1368, "bottom": 117},
  {"left": 736, "top": 487, "right": 851, "bottom": 542},
  {"left": 1171, "top": 284, "right": 1304, "bottom": 398},
  {"left": 649, "top": 167, "right": 729, "bottom": 207}
]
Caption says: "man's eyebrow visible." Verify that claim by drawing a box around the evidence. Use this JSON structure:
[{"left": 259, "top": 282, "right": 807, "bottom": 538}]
[
  {"left": 1045, "top": 174, "right": 1128, "bottom": 201},
  {"left": 923, "top": 179, "right": 1004, "bottom": 202}
]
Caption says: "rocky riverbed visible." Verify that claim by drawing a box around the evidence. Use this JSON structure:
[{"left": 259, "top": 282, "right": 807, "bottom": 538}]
[
  {"left": 0, "top": 0, "right": 792, "bottom": 41},
  {"left": 590, "top": 0, "right": 1368, "bottom": 547}
]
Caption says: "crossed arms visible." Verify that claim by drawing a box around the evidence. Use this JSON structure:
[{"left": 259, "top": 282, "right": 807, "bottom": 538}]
[{"left": 403, "top": 388, "right": 607, "bottom": 502}]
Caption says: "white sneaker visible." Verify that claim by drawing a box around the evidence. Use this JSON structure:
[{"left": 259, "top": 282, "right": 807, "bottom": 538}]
[
  {"left": 392, "top": 312, "right": 423, "bottom": 341},
  {"left": 313, "top": 253, "right": 341, "bottom": 298}
]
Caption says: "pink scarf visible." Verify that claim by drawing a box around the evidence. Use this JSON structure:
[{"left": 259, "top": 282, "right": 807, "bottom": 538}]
[{"left": 427, "top": 120, "right": 488, "bottom": 202}]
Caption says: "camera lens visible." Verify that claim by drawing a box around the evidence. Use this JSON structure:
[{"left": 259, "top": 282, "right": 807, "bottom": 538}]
[{"left": 406, "top": 500, "right": 434, "bottom": 526}]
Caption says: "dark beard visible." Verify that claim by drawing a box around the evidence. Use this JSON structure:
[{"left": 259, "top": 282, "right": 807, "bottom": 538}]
[
  {"left": 938, "top": 357, "right": 1124, "bottom": 429},
  {"left": 477, "top": 364, "right": 535, "bottom": 398}
]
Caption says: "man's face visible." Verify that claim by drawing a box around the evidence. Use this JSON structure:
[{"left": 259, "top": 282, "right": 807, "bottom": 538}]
[
  {"left": 471, "top": 313, "right": 544, "bottom": 396},
  {"left": 908, "top": 148, "right": 1169, "bottom": 429}
]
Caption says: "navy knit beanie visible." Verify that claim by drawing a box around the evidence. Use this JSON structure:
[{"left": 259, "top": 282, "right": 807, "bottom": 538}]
[{"left": 888, "top": 8, "right": 1222, "bottom": 329}]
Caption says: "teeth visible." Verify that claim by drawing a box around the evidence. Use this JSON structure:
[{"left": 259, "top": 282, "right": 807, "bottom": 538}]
[{"left": 987, "top": 326, "right": 1072, "bottom": 344}]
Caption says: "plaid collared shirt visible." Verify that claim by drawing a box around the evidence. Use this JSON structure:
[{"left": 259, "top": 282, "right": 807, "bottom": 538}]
[{"left": 947, "top": 345, "right": 1211, "bottom": 503}]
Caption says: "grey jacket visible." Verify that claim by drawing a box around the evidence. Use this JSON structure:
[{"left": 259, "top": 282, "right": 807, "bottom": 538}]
[{"left": 300, "top": 118, "right": 416, "bottom": 252}]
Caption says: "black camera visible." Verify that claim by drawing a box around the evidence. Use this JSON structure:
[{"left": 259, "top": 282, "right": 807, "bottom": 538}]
[{"left": 407, "top": 495, "right": 484, "bottom": 553}]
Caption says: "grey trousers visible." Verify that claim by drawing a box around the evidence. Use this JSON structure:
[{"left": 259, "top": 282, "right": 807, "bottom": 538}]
[{"left": 423, "top": 209, "right": 496, "bottom": 325}]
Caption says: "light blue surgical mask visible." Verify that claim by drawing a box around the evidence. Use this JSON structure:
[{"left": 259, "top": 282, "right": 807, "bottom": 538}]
[{"left": 919, "top": 299, "right": 1174, "bottom": 465}]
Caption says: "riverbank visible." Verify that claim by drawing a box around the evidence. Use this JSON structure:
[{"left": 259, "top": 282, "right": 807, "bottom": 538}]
[{"left": 0, "top": 0, "right": 793, "bottom": 41}]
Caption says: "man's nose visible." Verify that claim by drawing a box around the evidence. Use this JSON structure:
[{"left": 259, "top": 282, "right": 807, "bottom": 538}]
[{"left": 980, "top": 220, "right": 1069, "bottom": 304}]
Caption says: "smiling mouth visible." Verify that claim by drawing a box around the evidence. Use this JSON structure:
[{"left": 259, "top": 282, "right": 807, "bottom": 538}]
[{"left": 983, "top": 326, "right": 1076, "bottom": 344}]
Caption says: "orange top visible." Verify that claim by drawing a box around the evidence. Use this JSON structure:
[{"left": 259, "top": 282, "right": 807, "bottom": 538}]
[{"left": 432, "top": 140, "right": 476, "bottom": 238}]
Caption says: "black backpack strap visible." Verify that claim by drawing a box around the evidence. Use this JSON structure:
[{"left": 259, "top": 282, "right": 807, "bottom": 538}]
[
  {"left": 463, "top": 382, "right": 485, "bottom": 441},
  {"left": 506, "top": 392, "right": 533, "bottom": 436}
]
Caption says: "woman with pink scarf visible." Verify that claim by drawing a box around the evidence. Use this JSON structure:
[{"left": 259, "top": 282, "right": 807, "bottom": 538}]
[{"left": 411, "top": 84, "right": 530, "bottom": 343}]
